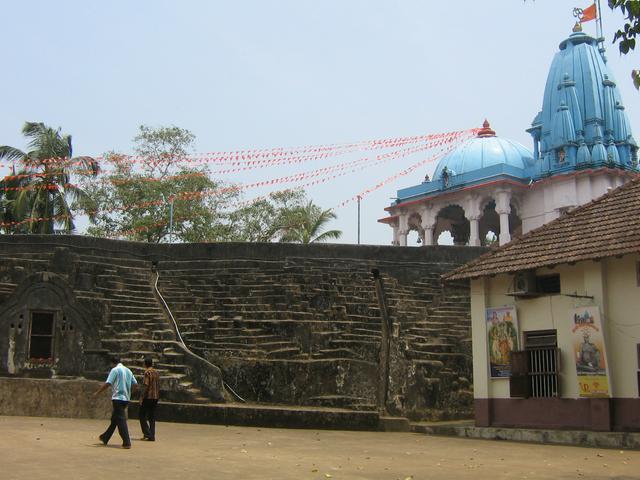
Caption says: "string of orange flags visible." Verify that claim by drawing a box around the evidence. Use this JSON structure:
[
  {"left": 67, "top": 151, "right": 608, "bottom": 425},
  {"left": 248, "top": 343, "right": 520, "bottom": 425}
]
[
  {"left": 107, "top": 135, "right": 472, "bottom": 238},
  {"left": 0, "top": 129, "right": 474, "bottom": 170},
  {"left": 0, "top": 128, "right": 476, "bottom": 230},
  {"left": 0, "top": 133, "right": 469, "bottom": 192},
  {"left": 0, "top": 170, "right": 207, "bottom": 185},
  {"left": 99, "top": 141, "right": 464, "bottom": 239},
  {"left": 0, "top": 213, "right": 72, "bottom": 230},
  {"left": 1, "top": 130, "right": 474, "bottom": 186},
  {"left": 334, "top": 139, "right": 464, "bottom": 209},
  {"left": 0, "top": 183, "right": 70, "bottom": 192}
]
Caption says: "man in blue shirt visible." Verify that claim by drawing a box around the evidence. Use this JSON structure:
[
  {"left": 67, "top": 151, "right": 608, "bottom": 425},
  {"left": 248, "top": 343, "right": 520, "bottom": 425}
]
[{"left": 94, "top": 356, "right": 138, "bottom": 449}]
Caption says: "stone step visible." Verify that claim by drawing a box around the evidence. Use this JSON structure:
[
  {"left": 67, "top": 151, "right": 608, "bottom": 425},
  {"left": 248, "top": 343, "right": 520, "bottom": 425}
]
[
  {"left": 95, "top": 281, "right": 153, "bottom": 292},
  {"left": 102, "top": 292, "right": 159, "bottom": 303},
  {"left": 152, "top": 329, "right": 177, "bottom": 340},
  {"left": 405, "top": 350, "right": 471, "bottom": 369},
  {"left": 202, "top": 347, "right": 268, "bottom": 358},
  {"left": 110, "top": 319, "right": 153, "bottom": 330},
  {"left": 101, "top": 338, "right": 177, "bottom": 352},
  {"left": 198, "top": 334, "right": 282, "bottom": 344},
  {"left": 410, "top": 359, "right": 445, "bottom": 375},
  {"left": 110, "top": 311, "right": 165, "bottom": 320},
  {"left": 265, "top": 347, "right": 302, "bottom": 359},
  {"left": 410, "top": 341, "right": 455, "bottom": 353},
  {"left": 306, "top": 395, "right": 373, "bottom": 410},
  {"left": 110, "top": 306, "right": 160, "bottom": 315},
  {"left": 340, "top": 333, "right": 381, "bottom": 341},
  {"left": 191, "top": 339, "right": 296, "bottom": 352},
  {"left": 312, "top": 348, "right": 360, "bottom": 359},
  {"left": 185, "top": 310, "right": 319, "bottom": 321},
  {"left": 156, "top": 362, "right": 188, "bottom": 373}
]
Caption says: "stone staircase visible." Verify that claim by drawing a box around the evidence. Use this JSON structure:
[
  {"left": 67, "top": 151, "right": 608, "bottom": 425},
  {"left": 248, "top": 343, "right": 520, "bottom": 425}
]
[
  {"left": 154, "top": 256, "right": 476, "bottom": 416},
  {"left": 157, "top": 259, "right": 383, "bottom": 364},
  {"left": 71, "top": 253, "right": 214, "bottom": 403},
  {"left": 381, "top": 271, "right": 473, "bottom": 417},
  {"left": 0, "top": 236, "right": 483, "bottom": 422},
  {"left": 156, "top": 258, "right": 384, "bottom": 409},
  {"left": 0, "top": 248, "right": 214, "bottom": 404}
]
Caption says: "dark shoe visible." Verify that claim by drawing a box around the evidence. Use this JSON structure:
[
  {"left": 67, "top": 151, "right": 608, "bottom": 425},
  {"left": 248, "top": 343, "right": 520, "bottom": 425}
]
[
  {"left": 122, "top": 444, "right": 132, "bottom": 449},
  {"left": 98, "top": 434, "right": 107, "bottom": 445}
]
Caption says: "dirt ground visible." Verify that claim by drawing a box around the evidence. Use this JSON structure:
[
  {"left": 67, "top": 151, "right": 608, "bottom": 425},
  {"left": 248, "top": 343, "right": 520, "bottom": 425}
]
[{"left": 1, "top": 415, "right": 639, "bottom": 480}]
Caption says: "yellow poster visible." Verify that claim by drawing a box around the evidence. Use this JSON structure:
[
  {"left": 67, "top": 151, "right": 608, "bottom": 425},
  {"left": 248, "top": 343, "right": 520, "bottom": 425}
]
[{"left": 570, "top": 306, "right": 610, "bottom": 398}]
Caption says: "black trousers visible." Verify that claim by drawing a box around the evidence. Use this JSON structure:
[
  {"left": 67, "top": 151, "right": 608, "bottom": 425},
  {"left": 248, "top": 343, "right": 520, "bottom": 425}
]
[
  {"left": 139, "top": 399, "right": 158, "bottom": 440},
  {"left": 101, "top": 400, "right": 130, "bottom": 446}
]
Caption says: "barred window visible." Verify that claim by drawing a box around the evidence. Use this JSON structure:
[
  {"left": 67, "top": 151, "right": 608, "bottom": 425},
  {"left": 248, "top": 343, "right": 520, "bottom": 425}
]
[{"left": 510, "top": 330, "right": 560, "bottom": 398}]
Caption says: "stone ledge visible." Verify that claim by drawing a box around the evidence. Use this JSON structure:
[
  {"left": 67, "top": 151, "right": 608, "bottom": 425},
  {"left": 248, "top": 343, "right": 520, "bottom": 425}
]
[
  {"left": 130, "top": 402, "right": 381, "bottom": 431},
  {"left": 0, "top": 377, "right": 110, "bottom": 419},
  {"left": 411, "top": 421, "right": 640, "bottom": 450}
]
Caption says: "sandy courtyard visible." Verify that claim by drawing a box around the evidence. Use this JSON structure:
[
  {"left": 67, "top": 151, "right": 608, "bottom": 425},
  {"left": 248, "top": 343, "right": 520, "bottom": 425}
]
[{"left": 1, "top": 415, "right": 638, "bottom": 480}]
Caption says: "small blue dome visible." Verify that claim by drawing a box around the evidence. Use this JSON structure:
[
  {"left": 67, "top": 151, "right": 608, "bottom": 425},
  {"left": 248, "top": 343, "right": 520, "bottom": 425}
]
[{"left": 432, "top": 121, "right": 534, "bottom": 179}]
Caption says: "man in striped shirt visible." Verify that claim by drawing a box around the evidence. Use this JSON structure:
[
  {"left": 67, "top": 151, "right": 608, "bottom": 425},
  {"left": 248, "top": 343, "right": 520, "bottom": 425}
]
[
  {"left": 94, "top": 356, "right": 138, "bottom": 449},
  {"left": 139, "top": 357, "right": 160, "bottom": 441}
]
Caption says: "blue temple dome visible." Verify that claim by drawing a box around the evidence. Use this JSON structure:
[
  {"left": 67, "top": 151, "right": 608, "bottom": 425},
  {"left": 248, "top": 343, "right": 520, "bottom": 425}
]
[
  {"left": 393, "top": 121, "right": 534, "bottom": 204},
  {"left": 432, "top": 120, "right": 534, "bottom": 180},
  {"left": 528, "top": 28, "right": 638, "bottom": 171}
]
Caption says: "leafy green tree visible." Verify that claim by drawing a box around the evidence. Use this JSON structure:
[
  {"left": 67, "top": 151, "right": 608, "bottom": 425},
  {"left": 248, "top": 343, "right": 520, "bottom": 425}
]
[
  {"left": 227, "top": 189, "right": 308, "bottom": 242},
  {"left": 608, "top": 0, "right": 640, "bottom": 88},
  {"left": 0, "top": 174, "right": 30, "bottom": 234},
  {"left": 0, "top": 122, "right": 97, "bottom": 234},
  {"left": 80, "top": 125, "right": 239, "bottom": 243},
  {"left": 280, "top": 201, "right": 342, "bottom": 244}
]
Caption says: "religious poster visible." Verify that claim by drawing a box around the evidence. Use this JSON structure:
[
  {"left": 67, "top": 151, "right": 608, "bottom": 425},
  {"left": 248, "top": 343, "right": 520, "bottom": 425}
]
[
  {"left": 570, "top": 306, "right": 610, "bottom": 397},
  {"left": 486, "top": 306, "right": 519, "bottom": 378}
]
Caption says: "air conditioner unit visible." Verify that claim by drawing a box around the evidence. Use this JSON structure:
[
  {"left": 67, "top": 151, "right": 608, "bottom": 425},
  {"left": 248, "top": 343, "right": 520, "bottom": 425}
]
[{"left": 513, "top": 271, "right": 537, "bottom": 294}]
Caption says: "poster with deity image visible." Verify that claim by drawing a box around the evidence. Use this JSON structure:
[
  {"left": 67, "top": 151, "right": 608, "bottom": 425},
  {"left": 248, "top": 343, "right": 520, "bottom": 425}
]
[
  {"left": 570, "top": 306, "right": 610, "bottom": 397},
  {"left": 486, "top": 306, "right": 519, "bottom": 378}
]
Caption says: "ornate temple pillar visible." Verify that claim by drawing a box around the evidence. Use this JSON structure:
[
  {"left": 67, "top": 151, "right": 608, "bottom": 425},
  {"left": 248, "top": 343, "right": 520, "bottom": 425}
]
[
  {"left": 465, "top": 195, "right": 482, "bottom": 247},
  {"left": 468, "top": 215, "right": 481, "bottom": 246},
  {"left": 392, "top": 225, "right": 400, "bottom": 246},
  {"left": 495, "top": 189, "right": 512, "bottom": 246},
  {"left": 421, "top": 225, "right": 434, "bottom": 246},
  {"left": 397, "top": 212, "right": 409, "bottom": 247},
  {"left": 419, "top": 204, "right": 436, "bottom": 246},
  {"left": 398, "top": 229, "right": 408, "bottom": 246}
]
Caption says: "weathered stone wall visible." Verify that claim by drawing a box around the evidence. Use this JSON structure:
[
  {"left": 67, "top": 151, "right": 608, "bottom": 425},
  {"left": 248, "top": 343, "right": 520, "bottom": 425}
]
[
  {"left": 0, "top": 235, "right": 485, "bottom": 420},
  {"left": 0, "top": 377, "right": 111, "bottom": 419}
]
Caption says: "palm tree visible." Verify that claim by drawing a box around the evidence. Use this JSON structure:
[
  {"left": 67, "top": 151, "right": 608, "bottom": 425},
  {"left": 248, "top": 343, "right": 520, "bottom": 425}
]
[
  {"left": 280, "top": 201, "right": 342, "bottom": 244},
  {"left": 0, "top": 122, "right": 98, "bottom": 234}
]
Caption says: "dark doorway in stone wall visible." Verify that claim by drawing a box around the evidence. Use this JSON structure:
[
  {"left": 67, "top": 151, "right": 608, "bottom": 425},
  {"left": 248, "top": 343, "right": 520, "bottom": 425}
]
[{"left": 29, "top": 311, "right": 54, "bottom": 360}]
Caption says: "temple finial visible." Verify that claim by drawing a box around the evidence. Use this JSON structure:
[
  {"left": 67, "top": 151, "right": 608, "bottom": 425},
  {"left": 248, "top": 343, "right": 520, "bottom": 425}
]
[{"left": 477, "top": 119, "right": 496, "bottom": 138}]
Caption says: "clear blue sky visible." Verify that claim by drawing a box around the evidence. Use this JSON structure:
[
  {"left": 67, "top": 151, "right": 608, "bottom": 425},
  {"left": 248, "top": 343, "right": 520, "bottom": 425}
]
[{"left": 1, "top": 1, "right": 637, "bottom": 244}]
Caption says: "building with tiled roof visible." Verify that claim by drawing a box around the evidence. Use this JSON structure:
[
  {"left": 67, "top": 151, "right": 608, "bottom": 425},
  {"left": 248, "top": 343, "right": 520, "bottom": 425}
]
[
  {"left": 443, "top": 178, "right": 640, "bottom": 432},
  {"left": 379, "top": 25, "right": 638, "bottom": 248},
  {"left": 445, "top": 177, "right": 640, "bottom": 281}
]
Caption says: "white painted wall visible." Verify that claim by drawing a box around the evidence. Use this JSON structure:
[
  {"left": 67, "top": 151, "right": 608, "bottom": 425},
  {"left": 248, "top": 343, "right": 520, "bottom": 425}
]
[
  {"left": 471, "top": 255, "right": 640, "bottom": 400},
  {"left": 520, "top": 170, "right": 631, "bottom": 234}
]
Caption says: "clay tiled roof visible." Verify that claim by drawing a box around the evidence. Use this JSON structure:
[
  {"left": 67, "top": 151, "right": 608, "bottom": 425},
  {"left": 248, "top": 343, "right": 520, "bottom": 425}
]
[{"left": 444, "top": 176, "right": 640, "bottom": 280}]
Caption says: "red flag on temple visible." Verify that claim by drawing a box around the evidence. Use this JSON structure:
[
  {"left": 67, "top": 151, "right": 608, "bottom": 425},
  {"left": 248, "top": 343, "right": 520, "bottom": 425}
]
[{"left": 580, "top": 3, "right": 597, "bottom": 23}]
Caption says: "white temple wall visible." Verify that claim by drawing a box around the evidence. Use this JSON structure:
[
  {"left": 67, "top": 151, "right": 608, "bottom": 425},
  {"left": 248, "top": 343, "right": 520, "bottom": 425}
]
[
  {"left": 576, "top": 175, "right": 594, "bottom": 205},
  {"left": 521, "top": 172, "right": 633, "bottom": 235},
  {"left": 520, "top": 188, "right": 548, "bottom": 232}
]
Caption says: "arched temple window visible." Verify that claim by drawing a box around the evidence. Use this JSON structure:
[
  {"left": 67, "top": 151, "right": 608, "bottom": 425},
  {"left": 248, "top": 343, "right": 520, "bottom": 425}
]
[{"left": 434, "top": 205, "right": 468, "bottom": 246}]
